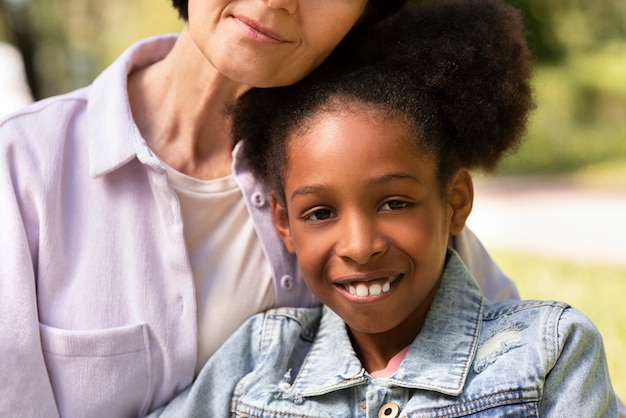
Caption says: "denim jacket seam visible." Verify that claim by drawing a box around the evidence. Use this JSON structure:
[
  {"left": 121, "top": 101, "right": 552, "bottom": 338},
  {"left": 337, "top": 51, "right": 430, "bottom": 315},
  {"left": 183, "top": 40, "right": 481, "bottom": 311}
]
[
  {"left": 460, "top": 296, "right": 484, "bottom": 391},
  {"left": 483, "top": 300, "right": 569, "bottom": 321},
  {"left": 544, "top": 303, "right": 567, "bottom": 372},
  {"left": 403, "top": 388, "right": 541, "bottom": 417},
  {"left": 259, "top": 309, "right": 304, "bottom": 357},
  {"left": 259, "top": 311, "right": 274, "bottom": 359},
  {"left": 231, "top": 398, "right": 312, "bottom": 418}
]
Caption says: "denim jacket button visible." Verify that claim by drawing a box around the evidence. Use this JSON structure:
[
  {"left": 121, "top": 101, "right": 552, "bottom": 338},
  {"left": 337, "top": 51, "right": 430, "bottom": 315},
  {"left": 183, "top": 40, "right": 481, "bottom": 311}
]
[
  {"left": 378, "top": 402, "right": 400, "bottom": 418},
  {"left": 250, "top": 191, "right": 266, "bottom": 207},
  {"left": 280, "top": 275, "right": 294, "bottom": 290}
]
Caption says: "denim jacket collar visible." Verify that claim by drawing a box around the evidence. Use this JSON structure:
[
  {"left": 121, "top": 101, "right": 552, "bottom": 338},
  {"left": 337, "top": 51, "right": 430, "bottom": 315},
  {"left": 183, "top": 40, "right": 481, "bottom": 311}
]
[{"left": 289, "top": 250, "right": 484, "bottom": 398}]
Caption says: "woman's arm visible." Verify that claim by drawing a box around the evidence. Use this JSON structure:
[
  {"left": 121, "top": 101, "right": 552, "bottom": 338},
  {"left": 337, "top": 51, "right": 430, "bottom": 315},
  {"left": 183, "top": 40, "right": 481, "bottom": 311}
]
[{"left": 0, "top": 119, "right": 60, "bottom": 417}]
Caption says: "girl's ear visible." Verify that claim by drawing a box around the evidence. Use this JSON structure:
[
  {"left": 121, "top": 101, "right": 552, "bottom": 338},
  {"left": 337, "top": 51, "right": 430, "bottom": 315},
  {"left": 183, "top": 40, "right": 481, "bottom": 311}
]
[
  {"left": 448, "top": 168, "right": 474, "bottom": 236},
  {"left": 271, "top": 192, "right": 296, "bottom": 254}
]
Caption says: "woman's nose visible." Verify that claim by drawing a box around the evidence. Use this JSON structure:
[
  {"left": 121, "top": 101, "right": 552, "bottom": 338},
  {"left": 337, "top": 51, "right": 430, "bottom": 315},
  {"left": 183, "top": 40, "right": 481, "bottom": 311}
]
[
  {"left": 335, "top": 216, "right": 388, "bottom": 265},
  {"left": 263, "top": 0, "right": 297, "bottom": 14}
]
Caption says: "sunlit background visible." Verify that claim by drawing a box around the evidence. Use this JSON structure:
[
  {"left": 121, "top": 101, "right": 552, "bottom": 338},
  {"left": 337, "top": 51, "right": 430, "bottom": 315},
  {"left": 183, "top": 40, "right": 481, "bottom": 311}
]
[{"left": 1, "top": 0, "right": 625, "bottom": 399}]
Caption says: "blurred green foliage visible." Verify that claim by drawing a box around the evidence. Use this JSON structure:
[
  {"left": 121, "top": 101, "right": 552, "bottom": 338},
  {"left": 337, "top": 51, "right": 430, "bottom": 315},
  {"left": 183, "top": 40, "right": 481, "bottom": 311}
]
[
  {"left": 507, "top": 0, "right": 626, "bottom": 61},
  {"left": 500, "top": 41, "right": 626, "bottom": 180},
  {"left": 0, "top": 0, "right": 182, "bottom": 97},
  {"left": 1, "top": 0, "right": 625, "bottom": 177}
]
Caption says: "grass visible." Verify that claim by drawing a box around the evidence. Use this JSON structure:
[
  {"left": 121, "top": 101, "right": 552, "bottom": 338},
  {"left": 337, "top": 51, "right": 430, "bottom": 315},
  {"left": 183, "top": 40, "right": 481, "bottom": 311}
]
[{"left": 490, "top": 248, "right": 626, "bottom": 400}]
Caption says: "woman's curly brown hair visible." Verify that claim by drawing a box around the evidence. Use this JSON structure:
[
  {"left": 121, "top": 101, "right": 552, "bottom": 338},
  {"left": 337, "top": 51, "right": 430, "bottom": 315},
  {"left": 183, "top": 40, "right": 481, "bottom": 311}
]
[{"left": 233, "top": 0, "right": 535, "bottom": 201}]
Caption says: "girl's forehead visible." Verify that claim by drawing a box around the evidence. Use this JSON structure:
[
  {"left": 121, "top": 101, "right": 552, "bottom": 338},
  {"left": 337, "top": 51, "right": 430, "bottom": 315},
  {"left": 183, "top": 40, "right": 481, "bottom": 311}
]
[
  {"left": 292, "top": 101, "right": 391, "bottom": 134},
  {"left": 289, "top": 104, "right": 418, "bottom": 150},
  {"left": 282, "top": 111, "right": 441, "bottom": 198},
  {"left": 287, "top": 109, "right": 423, "bottom": 163}
]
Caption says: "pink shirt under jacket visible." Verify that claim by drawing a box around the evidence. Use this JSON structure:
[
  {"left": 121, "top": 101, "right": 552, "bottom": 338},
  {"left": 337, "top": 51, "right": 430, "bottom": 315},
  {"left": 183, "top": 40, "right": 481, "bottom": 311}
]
[{"left": 0, "top": 36, "right": 517, "bottom": 417}]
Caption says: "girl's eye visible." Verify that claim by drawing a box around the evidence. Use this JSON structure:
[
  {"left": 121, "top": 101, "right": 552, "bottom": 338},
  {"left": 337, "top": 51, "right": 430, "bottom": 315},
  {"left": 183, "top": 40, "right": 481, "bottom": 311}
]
[
  {"left": 381, "top": 200, "right": 412, "bottom": 211},
  {"left": 303, "top": 208, "right": 335, "bottom": 222}
]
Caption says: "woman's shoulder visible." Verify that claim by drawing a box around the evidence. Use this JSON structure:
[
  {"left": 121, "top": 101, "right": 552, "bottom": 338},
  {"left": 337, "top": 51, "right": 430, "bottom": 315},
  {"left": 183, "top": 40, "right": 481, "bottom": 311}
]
[
  {"left": 0, "top": 87, "right": 90, "bottom": 157},
  {"left": 0, "top": 87, "right": 89, "bottom": 130},
  {"left": 0, "top": 88, "right": 93, "bottom": 191}
]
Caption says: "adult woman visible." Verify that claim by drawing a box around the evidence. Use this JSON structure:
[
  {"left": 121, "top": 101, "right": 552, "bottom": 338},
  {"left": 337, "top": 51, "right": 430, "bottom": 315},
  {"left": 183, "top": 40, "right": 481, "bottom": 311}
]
[{"left": 0, "top": 1, "right": 515, "bottom": 416}]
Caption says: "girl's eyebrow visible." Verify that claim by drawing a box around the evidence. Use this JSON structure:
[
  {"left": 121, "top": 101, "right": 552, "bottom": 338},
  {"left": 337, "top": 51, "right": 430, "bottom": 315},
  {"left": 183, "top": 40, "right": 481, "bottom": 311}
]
[
  {"left": 372, "top": 172, "right": 422, "bottom": 186},
  {"left": 290, "top": 184, "right": 325, "bottom": 202},
  {"left": 289, "top": 173, "right": 422, "bottom": 202}
]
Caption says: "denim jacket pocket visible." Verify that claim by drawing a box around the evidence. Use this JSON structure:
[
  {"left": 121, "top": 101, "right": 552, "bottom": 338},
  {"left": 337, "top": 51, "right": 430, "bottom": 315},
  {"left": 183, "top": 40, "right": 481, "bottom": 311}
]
[{"left": 39, "top": 322, "right": 152, "bottom": 418}]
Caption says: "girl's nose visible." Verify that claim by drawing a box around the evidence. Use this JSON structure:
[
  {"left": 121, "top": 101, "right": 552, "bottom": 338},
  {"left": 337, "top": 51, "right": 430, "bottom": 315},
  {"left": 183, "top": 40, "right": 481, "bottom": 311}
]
[{"left": 335, "top": 216, "right": 388, "bottom": 265}]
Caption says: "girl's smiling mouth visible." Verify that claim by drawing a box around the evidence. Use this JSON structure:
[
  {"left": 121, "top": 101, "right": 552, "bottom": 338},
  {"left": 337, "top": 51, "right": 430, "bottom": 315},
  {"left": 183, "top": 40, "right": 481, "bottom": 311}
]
[{"left": 335, "top": 274, "right": 404, "bottom": 299}]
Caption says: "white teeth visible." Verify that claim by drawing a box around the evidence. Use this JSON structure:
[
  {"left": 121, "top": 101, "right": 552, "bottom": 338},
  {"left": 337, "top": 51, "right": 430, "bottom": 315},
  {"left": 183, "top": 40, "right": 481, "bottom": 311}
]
[
  {"left": 369, "top": 283, "right": 382, "bottom": 296},
  {"left": 345, "top": 279, "right": 393, "bottom": 298},
  {"left": 356, "top": 284, "right": 369, "bottom": 297}
]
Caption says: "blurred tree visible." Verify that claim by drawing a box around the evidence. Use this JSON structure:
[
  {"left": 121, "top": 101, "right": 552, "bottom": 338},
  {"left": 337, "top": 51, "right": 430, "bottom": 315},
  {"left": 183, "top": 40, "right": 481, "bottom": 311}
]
[
  {"left": 0, "top": 0, "right": 40, "bottom": 98},
  {"left": 542, "top": 0, "right": 625, "bottom": 56},
  {"left": 505, "top": 0, "right": 565, "bottom": 62},
  {"left": 0, "top": 0, "right": 181, "bottom": 98}
]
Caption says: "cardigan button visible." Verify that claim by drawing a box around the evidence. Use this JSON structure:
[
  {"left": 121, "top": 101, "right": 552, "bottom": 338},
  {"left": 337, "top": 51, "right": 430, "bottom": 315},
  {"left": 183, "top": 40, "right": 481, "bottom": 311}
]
[
  {"left": 250, "top": 191, "right": 266, "bottom": 207},
  {"left": 280, "top": 275, "right": 294, "bottom": 290},
  {"left": 378, "top": 402, "right": 400, "bottom": 418}
]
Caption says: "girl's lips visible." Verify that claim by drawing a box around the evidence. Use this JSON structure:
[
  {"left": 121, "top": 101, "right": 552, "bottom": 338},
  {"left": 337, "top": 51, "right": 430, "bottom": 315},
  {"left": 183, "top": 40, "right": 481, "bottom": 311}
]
[
  {"left": 231, "top": 15, "right": 288, "bottom": 44},
  {"left": 347, "top": 280, "right": 391, "bottom": 297},
  {"left": 334, "top": 274, "right": 404, "bottom": 300}
]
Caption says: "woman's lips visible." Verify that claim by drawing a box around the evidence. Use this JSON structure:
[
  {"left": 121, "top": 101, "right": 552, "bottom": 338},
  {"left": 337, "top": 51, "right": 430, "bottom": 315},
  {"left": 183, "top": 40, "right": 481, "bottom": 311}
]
[{"left": 231, "top": 15, "right": 288, "bottom": 44}]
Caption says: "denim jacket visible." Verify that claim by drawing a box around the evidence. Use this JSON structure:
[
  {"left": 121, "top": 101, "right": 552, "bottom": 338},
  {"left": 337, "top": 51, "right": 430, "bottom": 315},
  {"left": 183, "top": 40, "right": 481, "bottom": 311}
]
[{"left": 151, "top": 250, "right": 617, "bottom": 417}]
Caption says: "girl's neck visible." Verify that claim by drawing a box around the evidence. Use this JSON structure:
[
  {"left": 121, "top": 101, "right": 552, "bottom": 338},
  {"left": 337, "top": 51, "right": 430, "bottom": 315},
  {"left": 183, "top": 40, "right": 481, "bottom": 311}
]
[
  {"left": 351, "top": 333, "right": 411, "bottom": 374},
  {"left": 128, "top": 25, "right": 250, "bottom": 180},
  {"left": 348, "top": 280, "right": 439, "bottom": 373}
]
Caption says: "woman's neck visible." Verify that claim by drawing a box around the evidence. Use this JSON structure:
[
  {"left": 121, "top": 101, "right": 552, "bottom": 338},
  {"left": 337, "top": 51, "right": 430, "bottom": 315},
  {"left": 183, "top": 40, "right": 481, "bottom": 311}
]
[{"left": 128, "top": 25, "right": 251, "bottom": 180}]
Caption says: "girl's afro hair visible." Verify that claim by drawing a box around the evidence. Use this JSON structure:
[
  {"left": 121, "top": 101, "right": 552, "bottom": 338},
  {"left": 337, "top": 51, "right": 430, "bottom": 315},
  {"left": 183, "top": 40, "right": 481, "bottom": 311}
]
[{"left": 233, "top": 0, "right": 535, "bottom": 193}]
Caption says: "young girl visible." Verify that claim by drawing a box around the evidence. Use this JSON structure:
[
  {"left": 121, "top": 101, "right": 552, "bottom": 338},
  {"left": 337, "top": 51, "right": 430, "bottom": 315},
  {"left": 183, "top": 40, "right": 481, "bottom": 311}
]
[
  {"left": 1, "top": 0, "right": 531, "bottom": 415},
  {"left": 154, "top": 0, "right": 617, "bottom": 416}
]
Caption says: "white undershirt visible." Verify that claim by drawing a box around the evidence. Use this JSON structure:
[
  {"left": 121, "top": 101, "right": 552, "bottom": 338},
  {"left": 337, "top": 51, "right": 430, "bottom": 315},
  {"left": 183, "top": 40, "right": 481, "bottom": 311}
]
[{"left": 163, "top": 164, "right": 274, "bottom": 375}]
